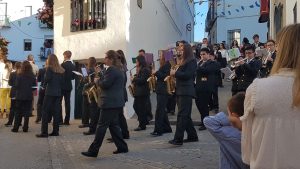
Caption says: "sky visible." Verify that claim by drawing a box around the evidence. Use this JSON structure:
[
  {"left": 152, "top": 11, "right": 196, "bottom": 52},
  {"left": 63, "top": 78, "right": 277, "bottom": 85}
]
[{"left": 194, "top": 2, "right": 208, "bottom": 42}]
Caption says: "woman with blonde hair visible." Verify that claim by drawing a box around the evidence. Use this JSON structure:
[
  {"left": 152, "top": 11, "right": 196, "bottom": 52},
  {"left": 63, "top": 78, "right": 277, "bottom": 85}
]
[
  {"left": 241, "top": 24, "right": 300, "bottom": 169},
  {"left": 36, "top": 54, "right": 65, "bottom": 137}
]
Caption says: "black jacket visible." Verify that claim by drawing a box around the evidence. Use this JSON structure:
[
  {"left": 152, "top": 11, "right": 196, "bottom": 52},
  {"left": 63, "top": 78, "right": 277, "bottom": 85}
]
[
  {"left": 175, "top": 59, "right": 197, "bottom": 97},
  {"left": 37, "top": 68, "right": 46, "bottom": 89},
  {"left": 155, "top": 62, "right": 171, "bottom": 95},
  {"left": 132, "top": 67, "right": 151, "bottom": 97},
  {"left": 44, "top": 68, "right": 64, "bottom": 97},
  {"left": 97, "top": 66, "right": 125, "bottom": 109},
  {"left": 260, "top": 51, "right": 276, "bottom": 78},
  {"left": 235, "top": 58, "right": 261, "bottom": 91},
  {"left": 61, "top": 60, "right": 75, "bottom": 91},
  {"left": 8, "top": 71, "right": 17, "bottom": 98},
  {"left": 15, "top": 73, "right": 36, "bottom": 100},
  {"left": 196, "top": 60, "right": 219, "bottom": 93}
]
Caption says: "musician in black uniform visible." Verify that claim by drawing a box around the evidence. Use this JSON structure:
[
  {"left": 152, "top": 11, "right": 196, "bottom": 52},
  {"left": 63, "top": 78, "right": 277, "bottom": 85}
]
[
  {"left": 81, "top": 50, "right": 128, "bottom": 157},
  {"left": 195, "top": 48, "right": 220, "bottom": 131},
  {"left": 169, "top": 43, "right": 198, "bottom": 146},
  {"left": 260, "top": 39, "right": 276, "bottom": 78},
  {"left": 231, "top": 56, "right": 244, "bottom": 96},
  {"left": 5, "top": 62, "right": 21, "bottom": 126},
  {"left": 35, "top": 66, "right": 46, "bottom": 123},
  {"left": 36, "top": 54, "right": 65, "bottom": 137},
  {"left": 132, "top": 55, "right": 151, "bottom": 131},
  {"left": 83, "top": 57, "right": 100, "bottom": 135},
  {"left": 235, "top": 46, "right": 261, "bottom": 93},
  {"left": 11, "top": 61, "right": 37, "bottom": 133},
  {"left": 60, "top": 50, "right": 76, "bottom": 125},
  {"left": 208, "top": 51, "right": 221, "bottom": 114},
  {"left": 150, "top": 51, "right": 172, "bottom": 136}
]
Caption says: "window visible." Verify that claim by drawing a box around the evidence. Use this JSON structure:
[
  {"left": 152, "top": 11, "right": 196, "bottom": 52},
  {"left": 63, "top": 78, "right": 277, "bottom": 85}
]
[
  {"left": 227, "top": 29, "right": 241, "bottom": 47},
  {"left": 274, "top": 4, "right": 283, "bottom": 35},
  {"left": 294, "top": 3, "right": 297, "bottom": 24},
  {"left": 137, "top": 0, "right": 142, "bottom": 9},
  {"left": 71, "top": 0, "right": 107, "bottom": 32},
  {"left": 24, "top": 39, "right": 32, "bottom": 51}
]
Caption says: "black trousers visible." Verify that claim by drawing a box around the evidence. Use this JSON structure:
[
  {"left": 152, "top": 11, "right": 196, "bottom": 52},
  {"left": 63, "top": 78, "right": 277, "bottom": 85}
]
[
  {"left": 13, "top": 100, "right": 32, "bottom": 131},
  {"left": 146, "top": 96, "right": 153, "bottom": 121},
  {"left": 88, "top": 107, "right": 128, "bottom": 154},
  {"left": 7, "top": 99, "right": 16, "bottom": 124},
  {"left": 88, "top": 101, "right": 100, "bottom": 133},
  {"left": 154, "top": 94, "right": 172, "bottom": 134},
  {"left": 81, "top": 95, "right": 91, "bottom": 125},
  {"left": 133, "top": 96, "right": 149, "bottom": 128},
  {"left": 36, "top": 88, "right": 45, "bottom": 121},
  {"left": 41, "top": 96, "right": 61, "bottom": 134},
  {"left": 118, "top": 109, "right": 129, "bottom": 138},
  {"left": 209, "top": 86, "right": 219, "bottom": 110},
  {"left": 174, "top": 96, "right": 198, "bottom": 142},
  {"left": 195, "top": 92, "right": 211, "bottom": 123},
  {"left": 60, "top": 90, "right": 71, "bottom": 123},
  {"left": 167, "top": 94, "right": 176, "bottom": 114}
]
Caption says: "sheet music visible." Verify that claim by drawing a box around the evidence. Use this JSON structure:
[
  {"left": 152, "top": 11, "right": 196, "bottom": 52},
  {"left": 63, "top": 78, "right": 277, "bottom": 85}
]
[
  {"left": 81, "top": 68, "right": 88, "bottom": 77},
  {"left": 221, "top": 67, "right": 233, "bottom": 79},
  {"left": 72, "top": 71, "right": 83, "bottom": 77}
]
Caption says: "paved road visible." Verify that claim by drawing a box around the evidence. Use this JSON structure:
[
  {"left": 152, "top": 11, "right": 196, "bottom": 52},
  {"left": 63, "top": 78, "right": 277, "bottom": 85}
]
[{"left": 0, "top": 81, "right": 232, "bottom": 169}]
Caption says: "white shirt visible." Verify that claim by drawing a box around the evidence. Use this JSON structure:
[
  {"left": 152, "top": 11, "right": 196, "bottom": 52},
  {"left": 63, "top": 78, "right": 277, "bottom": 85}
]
[
  {"left": 0, "top": 61, "right": 5, "bottom": 88},
  {"left": 219, "top": 49, "right": 229, "bottom": 61}
]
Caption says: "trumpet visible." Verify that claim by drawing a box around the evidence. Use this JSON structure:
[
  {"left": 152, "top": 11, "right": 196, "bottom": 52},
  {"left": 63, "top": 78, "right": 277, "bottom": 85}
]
[
  {"left": 230, "top": 58, "right": 248, "bottom": 69},
  {"left": 261, "top": 50, "right": 273, "bottom": 68}
]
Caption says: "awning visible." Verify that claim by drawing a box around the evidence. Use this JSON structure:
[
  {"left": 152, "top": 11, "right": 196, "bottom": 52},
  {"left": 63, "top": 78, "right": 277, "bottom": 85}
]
[{"left": 259, "top": 0, "right": 269, "bottom": 23}]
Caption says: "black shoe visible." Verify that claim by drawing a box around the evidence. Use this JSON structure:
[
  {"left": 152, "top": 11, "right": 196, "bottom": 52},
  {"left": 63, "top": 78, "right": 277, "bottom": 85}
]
[
  {"left": 81, "top": 151, "right": 97, "bottom": 157},
  {"left": 183, "top": 138, "right": 199, "bottom": 143},
  {"left": 63, "top": 122, "right": 70, "bottom": 125},
  {"left": 123, "top": 135, "right": 130, "bottom": 139},
  {"left": 23, "top": 129, "right": 28, "bottom": 133},
  {"left": 106, "top": 138, "right": 114, "bottom": 143},
  {"left": 163, "top": 129, "right": 172, "bottom": 134},
  {"left": 49, "top": 132, "right": 59, "bottom": 136},
  {"left": 134, "top": 127, "right": 146, "bottom": 131},
  {"left": 4, "top": 123, "right": 12, "bottom": 127},
  {"left": 35, "top": 119, "right": 41, "bottom": 123},
  {"left": 150, "top": 132, "right": 162, "bottom": 137},
  {"left": 199, "top": 125, "right": 207, "bottom": 131},
  {"left": 113, "top": 149, "right": 128, "bottom": 154},
  {"left": 78, "top": 124, "right": 89, "bottom": 128},
  {"left": 168, "top": 139, "right": 183, "bottom": 146},
  {"left": 36, "top": 133, "right": 48, "bottom": 138},
  {"left": 11, "top": 129, "right": 18, "bottom": 133},
  {"left": 83, "top": 131, "right": 95, "bottom": 135}
]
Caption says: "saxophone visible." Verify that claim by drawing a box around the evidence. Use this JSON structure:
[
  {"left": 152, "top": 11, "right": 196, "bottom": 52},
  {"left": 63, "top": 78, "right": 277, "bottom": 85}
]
[
  {"left": 164, "top": 59, "right": 179, "bottom": 95},
  {"left": 128, "top": 66, "right": 136, "bottom": 97},
  {"left": 84, "top": 71, "right": 101, "bottom": 104},
  {"left": 147, "top": 73, "right": 156, "bottom": 92}
]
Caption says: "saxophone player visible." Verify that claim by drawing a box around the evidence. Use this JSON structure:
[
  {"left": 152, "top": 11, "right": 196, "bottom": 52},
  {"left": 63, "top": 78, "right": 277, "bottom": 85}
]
[
  {"left": 131, "top": 55, "right": 151, "bottom": 131},
  {"left": 168, "top": 42, "right": 198, "bottom": 146},
  {"left": 81, "top": 50, "right": 128, "bottom": 157},
  {"left": 150, "top": 51, "right": 172, "bottom": 136}
]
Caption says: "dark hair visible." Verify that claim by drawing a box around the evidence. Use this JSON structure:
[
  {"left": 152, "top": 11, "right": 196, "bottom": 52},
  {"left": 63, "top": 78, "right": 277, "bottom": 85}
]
[
  {"left": 138, "top": 49, "right": 145, "bottom": 54},
  {"left": 116, "top": 50, "right": 127, "bottom": 65},
  {"left": 200, "top": 47, "right": 210, "bottom": 54},
  {"left": 136, "top": 55, "right": 147, "bottom": 68},
  {"left": 244, "top": 45, "right": 255, "bottom": 52},
  {"left": 14, "top": 62, "right": 22, "bottom": 71},
  {"left": 253, "top": 34, "right": 259, "bottom": 39},
  {"left": 231, "top": 40, "right": 239, "bottom": 48},
  {"left": 87, "top": 57, "right": 97, "bottom": 69},
  {"left": 181, "top": 43, "right": 195, "bottom": 65},
  {"left": 19, "top": 61, "right": 34, "bottom": 76},
  {"left": 243, "top": 37, "right": 250, "bottom": 44},
  {"left": 227, "top": 92, "right": 245, "bottom": 116},
  {"left": 220, "top": 43, "right": 226, "bottom": 49},
  {"left": 267, "top": 39, "right": 276, "bottom": 44},
  {"left": 63, "top": 50, "right": 72, "bottom": 58},
  {"left": 106, "top": 50, "right": 123, "bottom": 70}
]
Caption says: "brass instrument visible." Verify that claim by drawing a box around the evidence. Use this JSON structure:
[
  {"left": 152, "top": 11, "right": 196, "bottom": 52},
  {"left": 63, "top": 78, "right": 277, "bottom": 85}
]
[
  {"left": 261, "top": 50, "right": 272, "bottom": 68},
  {"left": 229, "top": 58, "right": 248, "bottom": 80},
  {"left": 84, "top": 70, "right": 102, "bottom": 104},
  {"left": 165, "top": 59, "right": 179, "bottom": 95},
  {"left": 147, "top": 74, "right": 156, "bottom": 92},
  {"left": 128, "top": 66, "right": 136, "bottom": 97}
]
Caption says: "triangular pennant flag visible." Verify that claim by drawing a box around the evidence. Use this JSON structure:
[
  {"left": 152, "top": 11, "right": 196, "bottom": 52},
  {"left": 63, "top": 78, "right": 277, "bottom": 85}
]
[
  {"left": 249, "top": 4, "right": 254, "bottom": 8},
  {"left": 255, "top": 1, "right": 261, "bottom": 7},
  {"left": 228, "top": 11, "right": 231, "bottom": 15},
  {"left": 241, "top": 6, "right": 245, "bottom": 10},
  {"left": 236, "top": 9, "right": 240, "bottom": 12},
  {"left": 221, "top": 12, "right": 225, "bottom": 16},
  {"left": 27, "top": 22, "right": 31, "bottom": 25}
]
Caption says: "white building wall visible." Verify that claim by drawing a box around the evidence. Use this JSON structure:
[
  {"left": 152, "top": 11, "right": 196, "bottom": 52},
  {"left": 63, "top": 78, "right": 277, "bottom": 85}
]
[{"left": 54, "top": 0, "right": 127, "bottom": 63}]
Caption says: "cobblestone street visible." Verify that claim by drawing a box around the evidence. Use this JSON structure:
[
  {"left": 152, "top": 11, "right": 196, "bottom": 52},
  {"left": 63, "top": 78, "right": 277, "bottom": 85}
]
[{"left": 0, "top": 81, "right": 232, "bottom": 169}]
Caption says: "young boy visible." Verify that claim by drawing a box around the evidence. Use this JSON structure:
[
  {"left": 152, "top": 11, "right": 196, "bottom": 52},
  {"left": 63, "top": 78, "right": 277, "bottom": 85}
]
[{"left": 203, "top": 92, "right": 249, "bottom": 169}]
